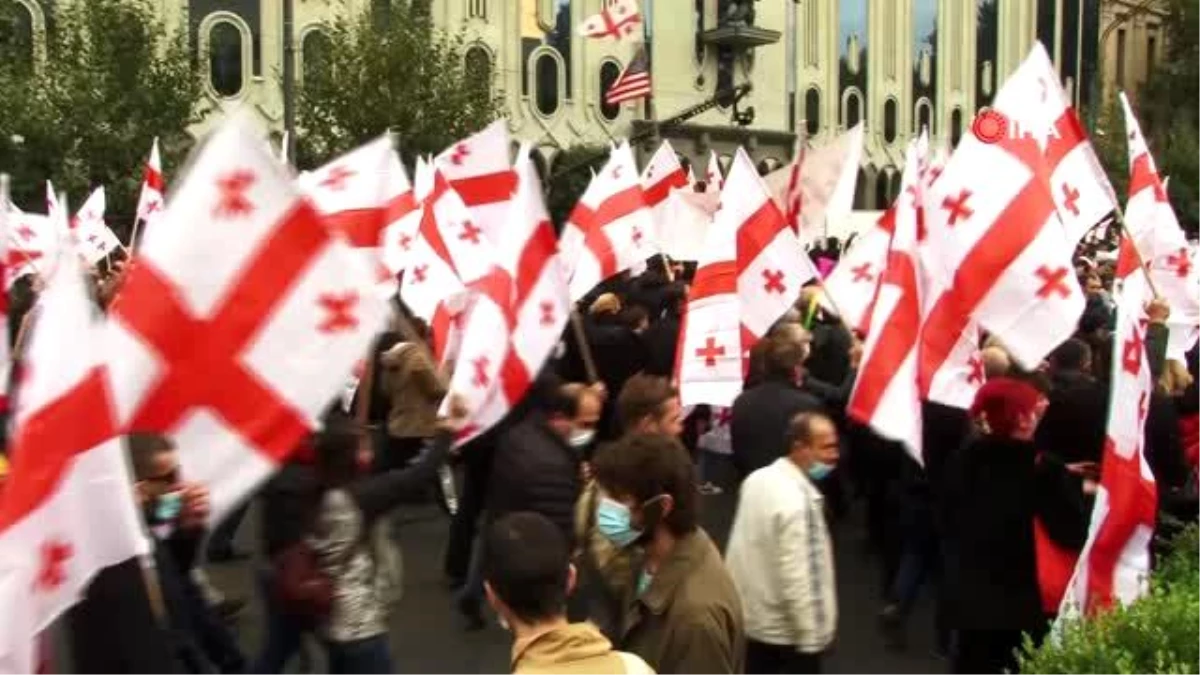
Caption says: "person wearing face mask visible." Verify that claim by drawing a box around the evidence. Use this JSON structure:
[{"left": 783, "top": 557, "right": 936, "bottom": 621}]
[
  {"left": 456, "top": 375, "right": 604, "bottom": 628},
  {"left": 66, "top": 433, "right": 246, "bottom": 674},
  {"left": 731, "top": 329, "right": 825, "bottom": 483},
  {"left": 723, "top": 413, "right": 839, "bottom": 673},
  {"left": 591, "top": 433, "right": 745, "bottom": 674},
  {"left": 483, "top": 511, "right": 655, "bottom": 674}
]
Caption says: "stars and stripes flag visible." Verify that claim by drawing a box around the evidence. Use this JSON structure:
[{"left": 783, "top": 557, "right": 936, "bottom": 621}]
[
  {"left": 578, "top": 0, "right": 642, "bottom": 40},
  {"left": 604, "top": 46, "right": 651, "bottom": 106}
]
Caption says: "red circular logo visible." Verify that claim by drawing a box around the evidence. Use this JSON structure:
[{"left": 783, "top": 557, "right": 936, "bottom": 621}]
[{"left": 972, "top": 109, "right": 1008, "bottom": 144}]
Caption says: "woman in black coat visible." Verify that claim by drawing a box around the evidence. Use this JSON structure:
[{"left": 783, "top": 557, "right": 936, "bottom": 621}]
[{"left": 937, "top": 378, "right": 1092, "bottom": 674}]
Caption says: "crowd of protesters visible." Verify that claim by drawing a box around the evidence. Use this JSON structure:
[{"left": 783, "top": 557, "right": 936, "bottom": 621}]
[{"left": 0, "top": 226, "right": 1196, "bottom": 674}]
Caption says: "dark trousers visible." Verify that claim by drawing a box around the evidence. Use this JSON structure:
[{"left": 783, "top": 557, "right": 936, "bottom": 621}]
[
  {"left": 252, "top": 569, "right": 308, "bottom": 674},
  {"left": 443, "top": 449, "right": 492, "bottom": 581},
  {"left": 325, "top": 635, "right": 392, "bottom": 674},
  {"left": 207, "top": 501, "right": 249, "bottom": 558},
  {"left": 745, "top": 639, "right": 822, "bottom": 674},
  {"left": 952, "top": 629, "right": 1025, "bottom": 674}
]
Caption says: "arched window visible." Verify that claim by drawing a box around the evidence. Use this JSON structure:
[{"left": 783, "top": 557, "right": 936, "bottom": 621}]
[
  {"left": 950, "top": 108, "right": 964, "bottom": 147},
  {"left": 465, "top": 45, "right": 492, "bottom": 91},
  {"left": 805, "top": 88, "right": 821, "bottom": 136},
  {"left": 598, "top": 60, "right": 621, "bottom": 121},
  {"left": 915, "top": 99, "right": 932, "bottom": 134},
  {"left": 844, "top": 90, "right": 862, "bottom": 128},
  {"left": 208, "top": 21, "right": 244, "bottom": 97},
  {"left": 1, "top": 1, "right": 35, "bottom": 69},
  {"left": 534, "top": 52, "right": 560, "bottom": 116},
  {"left": 883, "top": 98, "right": 898, "bottom": 143},
  {"left": 301, "top": 30, "right": 331, "bottom": 83}
]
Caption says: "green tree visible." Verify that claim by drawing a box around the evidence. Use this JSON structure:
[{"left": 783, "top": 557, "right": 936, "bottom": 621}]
[
  {"left": 296, "top": 0, "right": 499, "bottom": 170},
  {"left": 0, "top": 0, "right": 201, "bottom": 237},
  {"left": 1126, "top": 0, "right": 1198, "bottom": 234},
  {"left": 544, "top": 144, "right": 610, "bottom": 231}
]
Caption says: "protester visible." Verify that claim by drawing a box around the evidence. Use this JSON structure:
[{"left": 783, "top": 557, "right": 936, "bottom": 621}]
[
  {"left": 457, "top": 375, "right": 603, "bottom": 628},
  {"left": 67, "top": 433, "right": 246, "bottom": 674},
  {"left": 725, "top": 412, "right": 839, "bottom": 674},
  {"left": 380, "top": 320, "right": 447, "bottom": 471},
  {"left": 937, "top": 378, "right": 1092, "bottom": 674},
  {"left": 591, "top": 433, "right": 745, "bottom": 673},
  {"left": 483, "top": 511, "right": 654, "bottom": 674},
  {"left": 307, "top": 404, "right": 459, "bottom": 672},
  {"left": 615, "top": 374, "right": 684, "bottom": 438},
  {"left": 731, "top": 330, "right": 825, "bottom": 481}
]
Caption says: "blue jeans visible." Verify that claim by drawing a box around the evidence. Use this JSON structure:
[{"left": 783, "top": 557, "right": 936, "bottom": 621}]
[
  {"left": 325, "top": 634, "right": 392, "bottom": 674},
  {"left": 252, "top": 569, "right": 307, "bottom": 673}
]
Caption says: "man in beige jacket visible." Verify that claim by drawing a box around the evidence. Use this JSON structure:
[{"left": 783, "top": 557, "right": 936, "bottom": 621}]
[{"left": 485, "top": 512, "right": 654, "bottom": 674}]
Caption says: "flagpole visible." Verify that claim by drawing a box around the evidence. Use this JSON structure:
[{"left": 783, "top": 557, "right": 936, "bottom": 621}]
[{"left": 569, "top": 309, "right": 600, "bottom": 384}]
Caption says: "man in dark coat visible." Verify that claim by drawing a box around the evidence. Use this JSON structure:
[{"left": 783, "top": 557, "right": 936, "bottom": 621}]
[
  {"left": 642, "top": 283, "right": 687, "bottom": 377},
  {"left": 67, "top": 434, "right": 246, "bottom": 674},
  {"left": 730, "top": 328, "right": 824, "bottom": 482},
  {"left": 1035, "top": 338, "right": 1109, "bottom": 465}
]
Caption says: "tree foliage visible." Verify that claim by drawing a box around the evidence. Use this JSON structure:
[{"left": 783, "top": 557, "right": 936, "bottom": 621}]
[
  {"left": 0, "top": 0, "right": 201, "bottom": 234},
  {"left": 1122, "top": 0, "right": 1198, "bottom": 234},
  {"left": 296, "top": 0, "right": 500, "bottom": 170},
  {"left": 544, "top": 144, "right": 610, "bottom": 231}
]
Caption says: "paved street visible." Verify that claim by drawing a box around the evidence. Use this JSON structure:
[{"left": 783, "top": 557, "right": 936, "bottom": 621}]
[{"left": 208, "top": 461, "right": 945, "bottom": 674}]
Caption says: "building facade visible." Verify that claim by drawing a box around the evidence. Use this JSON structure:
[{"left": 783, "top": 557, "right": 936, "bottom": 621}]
[
  {"left": 1096, "top": 0, "right": 1167, "bottom": 109},
  {"left": 11, "top": 0, "right": 1106, "bottom": 210}
]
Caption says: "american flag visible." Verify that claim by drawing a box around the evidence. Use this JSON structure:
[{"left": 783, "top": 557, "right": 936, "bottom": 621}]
[{"left": 605, "top": 46, "right": 651, "bottom": 105}]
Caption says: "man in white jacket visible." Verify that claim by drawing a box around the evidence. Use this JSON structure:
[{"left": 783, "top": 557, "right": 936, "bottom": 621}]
[{"left": 724, "top": 412, "right": 839, "bottom": 674}]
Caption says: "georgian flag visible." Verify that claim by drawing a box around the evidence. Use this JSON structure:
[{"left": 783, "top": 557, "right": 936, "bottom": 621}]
[
  {"left": 71, "top": 187, "right": 122, "bottom": 264},
  {"left": 578, "top": 0, "right": 642, "bottom": 40},
  {"left": 104, "top": 115, "right": 389, "bottom": 522},
  {"left": 135, "top": 138, "right": 165, "bottom": 225}
]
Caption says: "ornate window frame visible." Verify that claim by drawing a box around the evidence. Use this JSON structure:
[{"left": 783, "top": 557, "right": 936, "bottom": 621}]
[
  {"left": 199, "top": 11, "right": 253, "bottom": 101},
  {"left": 596, "top": 57, "right": 623, "bottom": 124},
  {"left": 527, "top": 45, "right": 565, "bottom": 119}
]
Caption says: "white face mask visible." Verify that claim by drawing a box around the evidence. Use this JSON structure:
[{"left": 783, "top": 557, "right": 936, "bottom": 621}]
[{"left": 568, "top": 428, "right": 596, "bottom": 449}]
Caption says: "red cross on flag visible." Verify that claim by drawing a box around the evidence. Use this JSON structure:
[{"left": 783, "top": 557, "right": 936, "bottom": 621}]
[
  {"left": 704, "top": 150, "right": 723, "bottom": 194},
  {"left": 847, "top": 140, "right": 926, "bottom": 462},
  {"left": 6, "top": 212, "right": 54, "bottom": 286},
  {"left": 398, "top": 177, "right": 476, "bottom": 363},
  {"left": 641, "top": 140, "right": 689, "bottom": 208},
  {"left": 103, "top": 116, "right": 390, "bottom": 522},
  {"left": 135, "top": 137, "right": 165, "bottom": 226},
  {"left": 1119, "top": 92, "right": 1200, "bottom": 359},
  {"left": 675, "top": 178, "right": 741, "bottom": 408},
  {"left": 434, "top": 120, "right": 518, "bottom": 243},
  {"left": 822, "top": 208, "right": 893, "bottom": 335},
  {"left": 765, "top": 122, "right": 864, "bottom": 236},
  {"left": 71, "top": 187, "right": 122, "bottom": 264},
  {"left": 0, "top": 250, "right": 149, "bottom": 673},
  {"left": 301, "top": 135, "right": 415, "bottom": 296},
  {"left": 457, "top": 146, "right": 571, "bottom": 443},
  {"left": 730, "top": 148, "right": 816, "bottom": 346},
  {"left": 380, "top": 152, "right": 424, "bottom": 281},
  {"left": 44, "top": 181, "right": 61, "bottom": 221},
  {"left": 1059, "top": 237, "right": 1157, "bottom": 619},
  {"left": 560, "top": 141, "right": 656, "bottom": 301},
  {"left": 422, "top": 173, "right": 514, "bottom": 427},
  {"left": 578, "top": 0, "right": 642, "bottom": 40},
  {"left": 919, "top": 43, "right": 1087, "bottom": 380},
  {"left": 642, "top": 139, "right": 696, "bottom": 258}
]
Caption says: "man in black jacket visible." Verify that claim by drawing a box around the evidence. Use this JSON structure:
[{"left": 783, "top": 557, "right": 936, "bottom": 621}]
[
  {"left": 67, "top": 433, "right": 246, "bottom": 674},
  {"left": 456, "top": 375, "right": 603, "bottom": 627},
  {"left": 1035, "top": 338, "right": 1108, "bottom": 465},
  {"left": 730, "top": 329, "right": 825, "bottom": 482}
]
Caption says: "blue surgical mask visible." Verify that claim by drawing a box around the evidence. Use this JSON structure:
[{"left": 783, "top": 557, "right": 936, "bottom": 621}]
[
  {"left": 806, "top": 461, "right": 834, "bottom": 482},
  {"left": 596, "top": 497, "right": 643, "bottom": 548}
]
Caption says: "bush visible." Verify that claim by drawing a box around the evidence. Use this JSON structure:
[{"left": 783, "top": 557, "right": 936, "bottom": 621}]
[{"left": 1020, "top": 524, "right": 1199, "bottom": 674}]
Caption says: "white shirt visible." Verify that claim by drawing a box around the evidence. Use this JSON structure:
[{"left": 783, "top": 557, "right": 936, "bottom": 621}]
[{"left": 724, "top": 458, "right": 837, "bottom": 652}]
